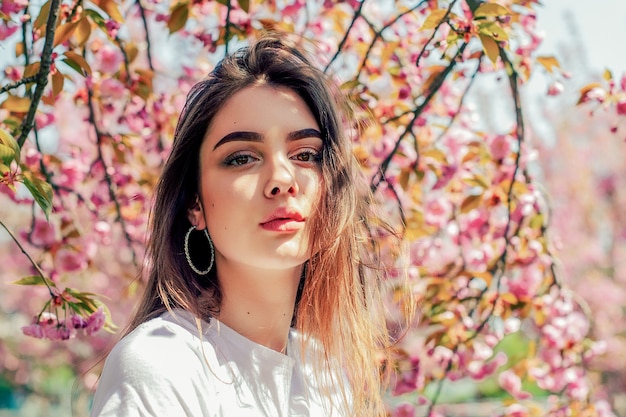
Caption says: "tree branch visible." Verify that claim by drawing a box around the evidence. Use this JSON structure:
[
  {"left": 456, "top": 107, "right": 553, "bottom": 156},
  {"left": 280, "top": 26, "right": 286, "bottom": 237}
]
[
  {"left": 1, "top": 221, "right": 55, "bottom": 297},
  {"left": 0, "top": 76, "right": 38, "bottom": 94},
  {"left": 16, "top": 0, "right": 62, "bottom": 148},
  {"left": 136, "top": 0, "right": 154, "bottom": 71},
  {"left": 433, "top": 55, "right": 481, "bottom": 144},
  {"left": 355, "top": 1, "right": 427, "bottom": 77},
  {"left": 371, "top": 43, "right": 467, "bottom": 193},
  {"left": 224, "top": 0, "right": 233, "bottom": 56},
  {"left": 86, "top": 86, "right": 138, "bottom": 266},
  {"left": 323, "top": 0, "right": 366, "bottom": 74},
  {"left": 415, "top": 0, "right": 458, "bottom": 67}
]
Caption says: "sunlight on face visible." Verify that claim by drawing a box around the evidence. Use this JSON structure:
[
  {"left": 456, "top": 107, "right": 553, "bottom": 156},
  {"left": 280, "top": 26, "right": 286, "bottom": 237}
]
[{"left": 198, "top": 84, "right": 323, "bottom": 272}]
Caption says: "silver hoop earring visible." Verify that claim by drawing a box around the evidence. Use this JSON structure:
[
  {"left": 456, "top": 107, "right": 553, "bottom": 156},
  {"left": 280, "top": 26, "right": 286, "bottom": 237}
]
[{"left": 184, "top": 226, "right": 215, "bottom": 275}]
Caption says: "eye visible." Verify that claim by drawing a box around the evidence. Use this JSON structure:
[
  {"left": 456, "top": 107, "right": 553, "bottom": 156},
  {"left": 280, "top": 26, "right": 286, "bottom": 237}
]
[
  {"left": 292, "top": 149, "right": 321, "bottom": 163},
  {"left": 224, "top": 152, "right": 258, "bottom": 166}
]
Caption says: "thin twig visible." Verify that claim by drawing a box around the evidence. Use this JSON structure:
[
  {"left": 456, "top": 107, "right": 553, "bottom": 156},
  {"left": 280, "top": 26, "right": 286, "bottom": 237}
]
[
  {"left": 371, "top": 43, "right": 467, "bottom": 193},
  {"left": 0, "top": 76, "right": 38, "bottom": 94},
  {"left": 323, "top": 0, "right": 367, "bottom": 74},
  {"left": 224, "top": 0, "right": 232, "bottom": 56},
  {"left": 433, "top": 56, "right": 481, "bottom": 145},
  {"left": 499, "top": 49, "right": 524, "bottom": 245},
  {"left": 356, "top": 1, "right": 427, "bottom": 77},
  {"left": 16, "top": 0, "right": 62, "bottom": 148},
  {"left": 21, "top": 5, "right": 30, "bottom": 66},
  {"left": 415, "top": 0, "right": 458, "bottom": 67},
  {"left": 136, "top": 0, "right": 154, "bottom": 71},
  {"left": 86, "top": 87, "right": 138, "bottom": 266},
  {"left": 0, "top": 221, "right": 55, "bottom": 297}
]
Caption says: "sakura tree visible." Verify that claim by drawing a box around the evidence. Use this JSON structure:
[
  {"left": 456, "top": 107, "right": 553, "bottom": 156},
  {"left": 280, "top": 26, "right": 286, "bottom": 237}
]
[{"left": 0, "top": 0, "right": 618, "bottom": 415}]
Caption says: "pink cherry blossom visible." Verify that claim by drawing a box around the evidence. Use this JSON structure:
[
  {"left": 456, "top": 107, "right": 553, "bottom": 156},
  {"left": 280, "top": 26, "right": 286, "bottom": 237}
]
[
  {"left": 498, "top": 369, "right": 532, "bottom": 400},
  {"left": 393, "top": 403, "right": 416, "bottom": 417},
  {"left": 0, "top": 22, "right": 18, "bottom": 40},
  {"left": 55, "top": 247, "right": 88, "bottom": 272},
  {"left": 71, "top": 314, "right": 88, "bottom": 329},
  {"left": 424, "top": 194, "right": 453, "bottom": 228},
  {"left": 93, "top": 44, "right": 124, "bottom": 74},
  {"left": 99, "top": 78, "right": 127, "bottom": 100},
  {"left": 85, "top": 307, "right": 106, "bottom": 335},
  {"left": 21, "top": 323, "right": 45, "bottom": 339},
  {"left": 29, "top": 218, "right": 58, "bottom": 247},
  {"left": 616, "top": 99, "right": 626, "bottom": 116},
  {"left": 547, "top": 81, "right": 564, "bottom": 96}
]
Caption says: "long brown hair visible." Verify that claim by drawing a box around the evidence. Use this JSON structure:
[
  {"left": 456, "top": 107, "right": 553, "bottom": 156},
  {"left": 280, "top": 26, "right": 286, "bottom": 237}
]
[{"left": 127, "top": 33, "right": 392, "bottom": 416}]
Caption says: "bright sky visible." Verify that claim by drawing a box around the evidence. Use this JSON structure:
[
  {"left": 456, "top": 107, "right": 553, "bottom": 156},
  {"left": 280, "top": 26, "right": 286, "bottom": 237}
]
[{"left": 535, "top": 0, "right": 626, "bottom": 75}]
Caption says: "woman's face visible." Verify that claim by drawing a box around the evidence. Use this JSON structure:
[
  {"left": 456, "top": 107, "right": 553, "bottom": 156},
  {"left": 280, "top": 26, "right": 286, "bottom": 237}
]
[{"left": 191, "top": 84, "right": 323, "bottom": 272}]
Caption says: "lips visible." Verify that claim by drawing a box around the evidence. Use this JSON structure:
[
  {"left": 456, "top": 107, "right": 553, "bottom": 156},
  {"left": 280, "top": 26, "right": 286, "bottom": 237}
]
[{"left": 260, "top": 208, "right": 305, "bottom": 232}]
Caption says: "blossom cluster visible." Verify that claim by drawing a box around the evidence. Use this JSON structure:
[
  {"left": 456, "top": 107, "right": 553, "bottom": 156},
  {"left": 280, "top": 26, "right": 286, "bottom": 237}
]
[{"left": 22, "top": 308, "right": 106, "bottom": 341}]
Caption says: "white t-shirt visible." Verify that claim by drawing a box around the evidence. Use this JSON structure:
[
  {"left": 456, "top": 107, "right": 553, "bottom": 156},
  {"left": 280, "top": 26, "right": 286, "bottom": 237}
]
[{"left": 90, "top": 309, "right": 347, "bottom": 417}]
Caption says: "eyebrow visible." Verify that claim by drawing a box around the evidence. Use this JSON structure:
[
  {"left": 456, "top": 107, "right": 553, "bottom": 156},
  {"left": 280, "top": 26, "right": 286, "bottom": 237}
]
[{"left": 212, "top": 128, "right": 322, "bottom": 150}]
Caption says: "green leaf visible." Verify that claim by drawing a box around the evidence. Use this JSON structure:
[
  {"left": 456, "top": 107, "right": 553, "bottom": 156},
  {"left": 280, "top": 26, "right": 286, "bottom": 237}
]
[
  {"left": 478, "top": 21, "right": 508, "bottom": 41},
  {"left": 0, "top": 128, "right": 20, "bottom": 163},
  {"left": 0, "top": 163, "right": 11, "bottom": 175},
  {"left": 479, "top": 34, "right": 500, "bottom": 65},
  {"left": 12, "top": 275, "right": 56, "bottom": 287},
  {"left": 238, "top": 0, "right": 250, "bottom": 12},
  {"left": 474, "top": 3, "right": 511, "bottom": 18},
  {"left": 168, "top": 2, "right": 189, "bottom": 34},
  {"left": 21, "top": 171, "right": 53, "bottom": 220},
  {"left": 0, "top": 144, "right": 15, "bottom": 164},
  {"left": 84, "top": 8, "right": 107, "bottom": 28}
]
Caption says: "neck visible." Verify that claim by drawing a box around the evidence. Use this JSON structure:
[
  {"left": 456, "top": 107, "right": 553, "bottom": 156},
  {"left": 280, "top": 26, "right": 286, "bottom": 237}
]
[{"left": 214, "top": 259, "right": 302, "bottom": 353}]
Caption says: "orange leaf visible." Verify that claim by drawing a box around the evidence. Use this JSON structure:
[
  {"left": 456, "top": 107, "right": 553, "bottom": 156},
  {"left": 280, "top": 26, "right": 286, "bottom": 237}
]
[
  {"left": 23, "top": 62, "right": 41, "bottom": 78},
  {"left": 479, "top": 33, "right": 499, "bottom": 65},
  {"left": 64, "top": 50, "right": 92, "bottom": 75},
  {"left": 74, "top": 17, "right": 92, "bottom": 46},
  {"left": 51, "top": 71, "right": 64, "bottom": 97},
  {"left": 474, "top": 3, "right": 511, "bottom": 18},
  {"left": 535, "top": 55, "right": 560, "bottom": 73},
  {"left": 420, "top": 9, "right": 449, "bottom": 30},
  {"left": 101, "top": 0, "right": 124, "bottom": 22},
  {"left": 460, "top": 194, "right": 483, "bottom": 213},
  {"left": 33, "top": 0, "right": 51, "bottom": 29},
  {"left": 168, "top": 2, "right": 190, "bottom": 33},
  {"left": 53, "top": 20, "right": 80, "bottom": 47},
  {"left": 1, "top": 96, "right": 32, "bottom": 112},
  {"left": 500, "top": 292, "right": 518, "bottom": 305},
  {"left": 577, "top": 82, "right": 603, "bottom": 104}
]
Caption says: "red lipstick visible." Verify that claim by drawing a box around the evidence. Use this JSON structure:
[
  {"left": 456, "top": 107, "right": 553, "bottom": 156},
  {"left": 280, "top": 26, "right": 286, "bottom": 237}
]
[{"left": 260, "top": 208, "right": 305, "bottom": 232}]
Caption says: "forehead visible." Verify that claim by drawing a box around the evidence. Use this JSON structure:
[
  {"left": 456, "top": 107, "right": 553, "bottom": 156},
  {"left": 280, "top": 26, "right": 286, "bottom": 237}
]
[{"left": 203, "top": 84, "right": 320, "bottom": 144}]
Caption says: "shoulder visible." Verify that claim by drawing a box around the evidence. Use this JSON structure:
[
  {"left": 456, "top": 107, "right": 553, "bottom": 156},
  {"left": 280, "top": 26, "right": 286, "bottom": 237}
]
[
  {"left": 111, "top": 311, "right": 205, "bottom": 370},
  {"left": 91, "top": 310, "right": 217, "bottom": 417}
]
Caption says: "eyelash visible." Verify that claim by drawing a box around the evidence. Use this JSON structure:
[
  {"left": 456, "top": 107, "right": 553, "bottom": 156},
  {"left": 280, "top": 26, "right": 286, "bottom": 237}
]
[
  {"left": 223, "top": 152, "right": 258, "bottom": 166},
  {"left": 223, "top": 149, "right": 322, "bottom": 166}
]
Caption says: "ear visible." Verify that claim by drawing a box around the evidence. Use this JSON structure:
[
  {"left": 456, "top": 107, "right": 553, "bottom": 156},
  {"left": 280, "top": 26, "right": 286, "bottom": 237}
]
[{"left": 187, "top": 196, "right": 207, "bottom": 230}]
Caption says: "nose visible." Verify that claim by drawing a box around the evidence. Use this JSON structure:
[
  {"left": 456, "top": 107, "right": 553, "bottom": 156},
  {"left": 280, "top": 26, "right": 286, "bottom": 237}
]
[{"left": 264, "top": 155, "right": 298, "bottom": 198}]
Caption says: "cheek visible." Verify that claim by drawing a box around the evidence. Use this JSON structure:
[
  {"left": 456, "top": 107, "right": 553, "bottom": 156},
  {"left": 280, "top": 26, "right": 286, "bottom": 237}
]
[
  {"left": 203, "top": 176, "right": 259, "bottom": 223},
  {"left": 304, "top": 170, "right": 323, "bottom": 203}
]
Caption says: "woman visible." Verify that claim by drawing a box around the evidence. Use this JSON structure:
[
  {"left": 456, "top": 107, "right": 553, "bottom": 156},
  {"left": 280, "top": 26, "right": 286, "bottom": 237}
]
[{"left": 91, "top": 33, "right": 393, "bottom": 417}]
